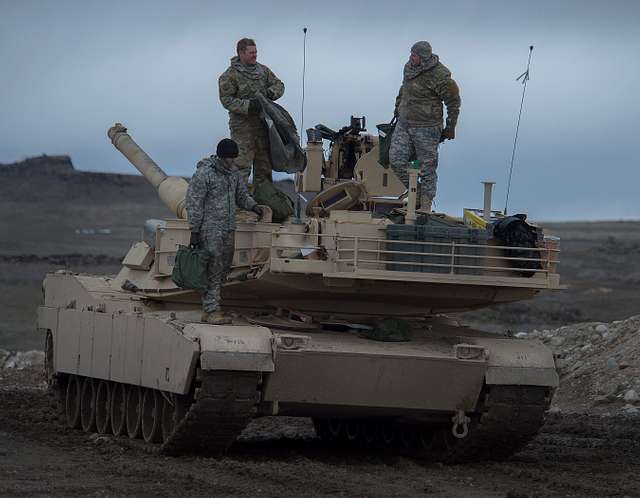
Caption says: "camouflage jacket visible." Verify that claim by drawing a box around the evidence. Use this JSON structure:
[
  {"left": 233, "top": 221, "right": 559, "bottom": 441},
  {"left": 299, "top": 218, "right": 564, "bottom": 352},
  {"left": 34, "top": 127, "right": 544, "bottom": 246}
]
[
  {"left": 185, "top": 156, "right": 257, "bottom": 233},
  {"left": 394, "top": 62, "right": 461, "bottom": 129},
  {"left": 218, "top": 60, "right": 285, "bottom": 128}
]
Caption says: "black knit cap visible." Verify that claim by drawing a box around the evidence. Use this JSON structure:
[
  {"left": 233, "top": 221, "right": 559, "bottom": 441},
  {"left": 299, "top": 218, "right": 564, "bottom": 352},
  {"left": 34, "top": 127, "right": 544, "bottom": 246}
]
[{"left": 216, "top": 138, "right": 239, "bottom": 158}]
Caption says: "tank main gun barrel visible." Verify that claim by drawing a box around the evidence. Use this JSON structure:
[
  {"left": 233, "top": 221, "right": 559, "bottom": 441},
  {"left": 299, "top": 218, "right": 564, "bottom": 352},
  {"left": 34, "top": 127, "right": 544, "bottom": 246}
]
[{"left": 108, "top": 123, "right": 188, "bottom": 219}]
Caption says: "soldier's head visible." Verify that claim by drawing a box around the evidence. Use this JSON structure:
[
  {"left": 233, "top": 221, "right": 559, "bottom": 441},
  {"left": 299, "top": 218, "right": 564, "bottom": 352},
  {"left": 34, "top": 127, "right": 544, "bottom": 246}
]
[
  {"left": 237, "top": 38, "right": 257, "bottom": 65},
  {"left": 216, "top": 138, "right": 239, "bottom": 168},
  {"left": 410, "top": 41, "right": 432, "bottom": 66}
]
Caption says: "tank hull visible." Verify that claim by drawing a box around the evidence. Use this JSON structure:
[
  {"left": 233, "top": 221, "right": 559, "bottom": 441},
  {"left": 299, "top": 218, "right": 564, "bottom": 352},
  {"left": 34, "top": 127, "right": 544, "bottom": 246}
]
[{"left": 38, "top": 272, "right": 557, "bottom": 460}]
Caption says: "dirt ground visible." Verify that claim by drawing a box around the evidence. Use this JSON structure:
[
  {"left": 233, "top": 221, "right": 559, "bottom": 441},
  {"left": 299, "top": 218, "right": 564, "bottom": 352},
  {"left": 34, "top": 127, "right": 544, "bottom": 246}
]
[{"left": 1, "top": 368, "right": 639, "bottom": 498}]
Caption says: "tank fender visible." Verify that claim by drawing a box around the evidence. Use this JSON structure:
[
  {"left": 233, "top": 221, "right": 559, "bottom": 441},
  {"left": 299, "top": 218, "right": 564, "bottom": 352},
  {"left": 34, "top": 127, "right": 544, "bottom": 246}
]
[
  {"left": 469, "top": 337, "right": 559, "bottom": 387},
  {"left": 184, "top": 324, "right": 275, "bottom": 372}
]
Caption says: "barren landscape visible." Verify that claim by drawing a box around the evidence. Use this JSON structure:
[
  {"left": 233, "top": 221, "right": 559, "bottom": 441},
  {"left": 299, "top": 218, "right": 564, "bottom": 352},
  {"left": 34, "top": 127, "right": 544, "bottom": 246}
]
[{"left": 2, "top": 156, "right": 640, "bottom": 496}]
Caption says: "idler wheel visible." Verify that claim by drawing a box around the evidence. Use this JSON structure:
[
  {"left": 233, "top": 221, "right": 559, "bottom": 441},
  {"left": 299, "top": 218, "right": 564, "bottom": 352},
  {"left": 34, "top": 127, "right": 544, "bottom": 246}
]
[
  {"left": 126, "top": 386, "right": 143, "bottom": 439},
  {"left": 141, "top": 388, "right": 162, "bottom": 443},
  {"left": 110, "top": 383, "right": 127, "bottom": 436},
  {"left": 95, "top": 381, "right": 111, "bottom": 434},
  {"left": 65, "top": 375, "right": 82, "bottom": 429},
  {"left": 161, "top": 393, "right": 189, "bottom": 442},
  {"left": 80, "top": 377, "right": 97, "bottom": 433}
]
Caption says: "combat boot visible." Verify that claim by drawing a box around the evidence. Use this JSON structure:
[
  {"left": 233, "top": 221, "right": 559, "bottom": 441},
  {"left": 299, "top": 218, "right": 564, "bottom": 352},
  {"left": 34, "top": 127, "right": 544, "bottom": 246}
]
[{"left": 205, "top": 310, "right": 232, "bottom": 325}]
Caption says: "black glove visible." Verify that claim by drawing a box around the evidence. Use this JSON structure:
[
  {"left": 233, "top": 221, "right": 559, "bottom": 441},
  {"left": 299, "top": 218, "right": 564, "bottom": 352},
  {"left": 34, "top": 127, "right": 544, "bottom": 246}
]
[
  {"left": 252, "top": 205, "right": 264, "bottom": 221},
  {"left": 440, "top": 127, "right": 455, "bottom": 143},
  {"left": 248, "top": 99, "right": 262, "bottom": 115},
  {"left": 189, "top": 231, "right": 201, "bottom": 248}
]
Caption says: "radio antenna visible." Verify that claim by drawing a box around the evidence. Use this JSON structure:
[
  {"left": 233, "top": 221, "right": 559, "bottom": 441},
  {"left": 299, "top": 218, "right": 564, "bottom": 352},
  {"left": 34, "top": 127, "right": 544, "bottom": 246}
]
[
  {"left": 295, "top": 27, "right": 308, "bottom": 221},
  {"left": 504, "top": 45, "right": 534, "bottom": 215},
  {"left": 300, "top": 27, "right": 308, "bottom": 145}
]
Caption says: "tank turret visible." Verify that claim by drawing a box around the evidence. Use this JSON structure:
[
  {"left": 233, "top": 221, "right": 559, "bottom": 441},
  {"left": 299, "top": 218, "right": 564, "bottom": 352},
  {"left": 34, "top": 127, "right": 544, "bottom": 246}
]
[{"left": 108, "top": 123, "right": 188, "bottom": 219}]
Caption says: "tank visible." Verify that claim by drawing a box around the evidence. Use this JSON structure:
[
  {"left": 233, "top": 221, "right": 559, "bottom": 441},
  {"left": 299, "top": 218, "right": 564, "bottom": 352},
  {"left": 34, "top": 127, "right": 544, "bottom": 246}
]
[{"left": 37, "top": 120, "right": 562, "bottom": 462}]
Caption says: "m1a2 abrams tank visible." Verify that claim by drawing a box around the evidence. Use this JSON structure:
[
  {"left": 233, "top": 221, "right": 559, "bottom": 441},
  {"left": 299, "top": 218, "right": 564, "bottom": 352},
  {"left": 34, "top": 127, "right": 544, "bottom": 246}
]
[{"left": 37, "top": 119, "right": 562, "bottom": 462}]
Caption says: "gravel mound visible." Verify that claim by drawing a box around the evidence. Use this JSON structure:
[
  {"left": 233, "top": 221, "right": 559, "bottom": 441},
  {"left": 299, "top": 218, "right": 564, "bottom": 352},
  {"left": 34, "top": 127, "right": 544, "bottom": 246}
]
[{"left": 518, "top": 315, "right": 640, "bottom": 414}]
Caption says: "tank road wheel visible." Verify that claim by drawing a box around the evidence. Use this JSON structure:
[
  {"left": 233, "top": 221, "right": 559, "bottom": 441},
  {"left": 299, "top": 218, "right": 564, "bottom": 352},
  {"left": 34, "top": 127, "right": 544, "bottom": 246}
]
[
  {"left": 161, "top": 393, "right": 190, "bottom": 443},
  {"left": 141, "top": 388, "right": 162, "bottom": 444},
  {"left": 65, "top": 375, "right": 82, "bottom": 429},
  {"left": 360, "top": 420, "right": 379, "bottom": 447},
  {"left": 95, "top": 381, "right": 111, "bottom": 434},
  {"left": 380, "top": 424, "right": 396, "bottom": 445},
  {"left": 126, "top": 386, "right": 143, "bottom": 439},
  {"left": 345, "top": 421, "right": 360, "bottom": 442},
  {"left": 418, "top": 427, "right": 436, "bottom": 451},
  {"left": 110, "top": 383, "right": 127, "bottom": 436},
  {"left": 327, "top": 419, "right": 345, "bottom": 441},
  {"left": 80, "top": 377, "right": 97, "bottom": 433}
]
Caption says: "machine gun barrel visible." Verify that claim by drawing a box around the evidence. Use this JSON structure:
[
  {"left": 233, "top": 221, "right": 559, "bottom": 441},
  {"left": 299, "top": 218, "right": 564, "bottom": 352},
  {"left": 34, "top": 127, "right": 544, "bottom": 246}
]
[{"left": 108, "top": 123, "right": 188, "bottom": 219}]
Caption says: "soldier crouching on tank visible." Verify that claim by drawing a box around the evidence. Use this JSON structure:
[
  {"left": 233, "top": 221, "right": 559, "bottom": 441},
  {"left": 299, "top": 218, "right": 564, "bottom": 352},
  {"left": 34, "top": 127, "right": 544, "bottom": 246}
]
[
  {"left": 185, "top": 139, "right": 264, "bottom": 325},
  {"left": 218, "top": 37, "right": 285, "bottom": 185},
  {"left": 389, "top": 41, "right": 461, "bottom": 213}
]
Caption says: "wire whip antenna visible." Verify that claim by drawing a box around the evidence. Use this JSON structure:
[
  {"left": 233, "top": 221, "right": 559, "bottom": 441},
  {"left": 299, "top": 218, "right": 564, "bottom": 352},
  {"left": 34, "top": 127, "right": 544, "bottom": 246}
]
[
  {"left": 295, "top": 27, "right": 308, "bottom": 220},
  {"left": 504, "top": 45, "right": 534, "bottom": 215},
  {"left": 300, "top": 27, "right": 308, "bottom": 145}
]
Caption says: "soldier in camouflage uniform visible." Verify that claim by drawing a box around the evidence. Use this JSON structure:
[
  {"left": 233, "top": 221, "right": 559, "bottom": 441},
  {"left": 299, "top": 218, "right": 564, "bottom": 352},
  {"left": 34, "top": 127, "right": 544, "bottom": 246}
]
[
  {"left": 185, "top": 139, "right": 264, "bottom": 325},
  {"left": 218, "top": 38, "right": 285, "bottom": 185},
  {"left": 389, "top": 41, "right": 461, "bottom": 212}
]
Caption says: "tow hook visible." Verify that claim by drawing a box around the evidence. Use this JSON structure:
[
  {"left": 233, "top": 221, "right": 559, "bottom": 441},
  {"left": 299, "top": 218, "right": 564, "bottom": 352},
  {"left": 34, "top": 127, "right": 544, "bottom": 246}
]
[{"left": 451, "top": 410, "right": 470, "bottom": 439}]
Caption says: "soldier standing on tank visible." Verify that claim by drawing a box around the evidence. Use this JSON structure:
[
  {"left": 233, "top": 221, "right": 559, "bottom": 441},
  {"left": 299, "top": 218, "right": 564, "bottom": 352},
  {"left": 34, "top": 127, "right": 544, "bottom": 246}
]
[
  {"left": 185, "top": 139, "right": 264, "bottom": 325},
  {"left": 389, "top": 41, "right": 461, "bottom": 212},
  {"left": 218, "top": 38, "right": 285, "bottom": 185}
]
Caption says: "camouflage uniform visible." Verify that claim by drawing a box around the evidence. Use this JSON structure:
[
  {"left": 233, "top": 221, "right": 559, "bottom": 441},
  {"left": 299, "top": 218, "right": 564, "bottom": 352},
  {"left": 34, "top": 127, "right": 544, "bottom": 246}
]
[
  {"left": 389, "top": 42, "right": 461, "bottom": 203},
  {"left": 185, "top": 156, "right": 257, "bottom": 313},
  {"left": 218, "top": 57, "right": 285, "bottom": 184}
]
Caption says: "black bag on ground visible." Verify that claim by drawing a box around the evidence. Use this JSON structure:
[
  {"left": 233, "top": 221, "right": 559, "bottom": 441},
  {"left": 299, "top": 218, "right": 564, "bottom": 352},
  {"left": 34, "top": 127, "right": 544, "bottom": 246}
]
[
  {"left": 252, "top": 181, "right": 295, "bottom": 222},
  {"left": 171, "top": 245, "right": 211, "bottom": 290}
]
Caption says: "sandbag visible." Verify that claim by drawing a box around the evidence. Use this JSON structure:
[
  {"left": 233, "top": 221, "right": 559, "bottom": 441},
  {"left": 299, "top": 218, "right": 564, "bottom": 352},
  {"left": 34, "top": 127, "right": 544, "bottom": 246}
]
[
  {"left": 171, "top": 245, "right": 210, "bottom": 290},
  {"left": 252, "top": 181, "right": 294, "bottom": 222}
]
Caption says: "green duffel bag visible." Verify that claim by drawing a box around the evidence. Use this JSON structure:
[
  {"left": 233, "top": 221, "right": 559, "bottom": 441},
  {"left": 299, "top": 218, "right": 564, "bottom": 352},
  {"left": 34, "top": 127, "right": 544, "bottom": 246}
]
[
  {"left": 171, "top": 245, "right": 211, "bottom": 291},
  {"left": 252, "top": 180, "right": 295, "bottom": 222},
  {"left": 376, "top": 117, "right": 397, "bottom": 167}
]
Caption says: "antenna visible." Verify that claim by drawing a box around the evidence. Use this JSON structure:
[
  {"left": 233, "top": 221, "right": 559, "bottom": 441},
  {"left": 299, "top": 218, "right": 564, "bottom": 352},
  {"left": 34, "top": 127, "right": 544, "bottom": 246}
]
[
  {"left": 295, "top": 27, "right": 308, "bottom": 221},
  {"left": 300, "top": 27, "right": 308, "bottom": 145},
  {"left": 504, "top": 45, "right": 534, "bottom": 215}
]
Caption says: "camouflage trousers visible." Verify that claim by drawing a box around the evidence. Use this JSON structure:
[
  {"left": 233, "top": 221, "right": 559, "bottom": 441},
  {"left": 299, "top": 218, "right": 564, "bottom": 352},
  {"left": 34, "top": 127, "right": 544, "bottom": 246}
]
[
  {"left": 201, "top": 229, "right": 235, "bottom": 313},
  {"left": 389, "top": 121, "right": 442, "bottom": 200},
  {"left": 230, "top": 122, "right": 273, "bottom": 185}
]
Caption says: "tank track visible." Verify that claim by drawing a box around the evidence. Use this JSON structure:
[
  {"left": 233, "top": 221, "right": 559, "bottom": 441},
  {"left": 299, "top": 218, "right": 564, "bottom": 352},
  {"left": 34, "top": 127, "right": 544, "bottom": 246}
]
[
  {"left": 313, "top": 385, "right": 549, "bottom": 463},
  {"left": 54, "top": 370, "right": 260, "bottom": 456},
  {"left": 161, "top": 370, "right": 260, "bottom": 456}
]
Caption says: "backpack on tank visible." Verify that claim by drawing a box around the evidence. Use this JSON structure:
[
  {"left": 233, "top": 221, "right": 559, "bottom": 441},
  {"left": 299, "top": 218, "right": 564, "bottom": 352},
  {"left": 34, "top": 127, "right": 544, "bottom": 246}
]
[{"left": 252, "top": 181, "right": 295, "bottom": 223}]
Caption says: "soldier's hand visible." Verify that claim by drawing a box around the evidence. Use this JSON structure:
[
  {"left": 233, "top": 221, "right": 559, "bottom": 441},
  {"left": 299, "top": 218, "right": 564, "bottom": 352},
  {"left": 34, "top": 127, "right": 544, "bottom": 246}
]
[
  {"left": 440, "top": 127, "right": 455, "bottom": 143},
  {"left": 248, "top": 99, "right": 262, "bottom": 115},
  {"left": 252, "top": 205, "right": 264, "bottom": 221},
  {"left": 189, "top": 231, "right": 201, "bottom": 248}
]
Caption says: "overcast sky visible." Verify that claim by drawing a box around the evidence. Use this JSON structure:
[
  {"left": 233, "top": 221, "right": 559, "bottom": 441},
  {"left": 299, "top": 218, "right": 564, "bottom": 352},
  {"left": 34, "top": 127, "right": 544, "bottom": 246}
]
[{"left": 1, "top": 0, "right": 638, "bottom": 220}]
